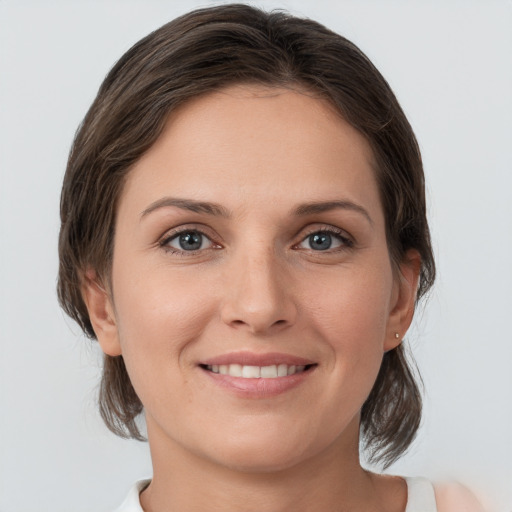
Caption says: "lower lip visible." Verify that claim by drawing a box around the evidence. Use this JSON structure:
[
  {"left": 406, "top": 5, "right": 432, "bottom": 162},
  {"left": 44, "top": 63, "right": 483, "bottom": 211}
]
[{"left": 200, "top": 366, "right": 316, "bottom": 398}]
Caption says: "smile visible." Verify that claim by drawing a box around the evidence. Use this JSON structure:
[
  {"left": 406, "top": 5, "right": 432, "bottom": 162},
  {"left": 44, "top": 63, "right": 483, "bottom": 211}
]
[
  {"left": 204, "top": 363, "right": 310, "bottom": 378},
  {"left": 198, "top": 352, "right": 317, "bottom": 397}
]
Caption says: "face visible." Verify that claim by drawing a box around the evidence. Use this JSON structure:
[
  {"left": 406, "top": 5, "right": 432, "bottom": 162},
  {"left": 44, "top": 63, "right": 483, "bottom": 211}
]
[{"left": 86, "top": 85, "right": 418, "bottom": 472}]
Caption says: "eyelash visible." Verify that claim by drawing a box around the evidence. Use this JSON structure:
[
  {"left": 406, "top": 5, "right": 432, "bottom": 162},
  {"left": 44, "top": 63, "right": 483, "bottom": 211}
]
[
  {"left": 159, "top": 226, "right": 219, "bottom": 255},
  {"left": 297, "top": 227, "right": 354, "bottom": 252},
  {"left": 159, "top": 225, "right": 354, "bottom": 255}
]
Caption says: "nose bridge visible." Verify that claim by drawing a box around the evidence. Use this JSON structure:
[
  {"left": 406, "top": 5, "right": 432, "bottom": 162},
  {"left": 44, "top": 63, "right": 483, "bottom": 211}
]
[{"left": 221, "top": 238, "right": 296, "bottom": 334}]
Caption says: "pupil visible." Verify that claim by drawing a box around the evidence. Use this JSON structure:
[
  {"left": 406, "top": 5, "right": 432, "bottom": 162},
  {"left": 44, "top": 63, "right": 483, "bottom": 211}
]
[
  {"left": 179, "top": 232, "right": 202, "bottom": 250},
  {"left": 310, "top": 233, "right": 331, "bottom": 251}
]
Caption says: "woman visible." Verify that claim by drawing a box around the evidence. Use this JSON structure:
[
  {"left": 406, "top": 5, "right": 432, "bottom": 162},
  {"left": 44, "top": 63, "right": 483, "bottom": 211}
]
[{"left": 57, "top": 4, "right": 483, "bottom": 511}]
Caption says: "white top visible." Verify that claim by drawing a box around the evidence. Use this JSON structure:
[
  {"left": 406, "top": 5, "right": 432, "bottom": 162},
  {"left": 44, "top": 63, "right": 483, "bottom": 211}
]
[
  {"left": 405, "top": 477, "right": 437, "bottom": 512},
  {"left": 114, "top": 476, "right": 437, "bottom": 512}
]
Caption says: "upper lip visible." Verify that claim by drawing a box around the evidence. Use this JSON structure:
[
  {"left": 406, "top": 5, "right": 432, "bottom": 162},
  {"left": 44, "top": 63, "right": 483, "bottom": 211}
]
[{"left": 199, "top": 351, "right": 316, "bottom": 367}]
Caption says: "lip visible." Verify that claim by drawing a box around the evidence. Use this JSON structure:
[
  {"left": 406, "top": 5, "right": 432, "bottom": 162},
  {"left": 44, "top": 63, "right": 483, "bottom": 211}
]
[
  {"left": 198, "top": 351, "right": 317, "bottom": 399},
  {"left": 199, "top": 351, "right": 315, "bottom": 367}
]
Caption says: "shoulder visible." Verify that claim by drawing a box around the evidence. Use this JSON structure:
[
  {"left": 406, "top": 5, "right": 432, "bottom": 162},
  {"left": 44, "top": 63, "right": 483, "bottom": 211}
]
[{"left": 434, "top": 481, "right": 486, "bottom": 512}]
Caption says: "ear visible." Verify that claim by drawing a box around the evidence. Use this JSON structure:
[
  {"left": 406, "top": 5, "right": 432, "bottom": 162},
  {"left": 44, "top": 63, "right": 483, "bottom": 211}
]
[
  {"left": 82, "top": 269, "right": 122, "bottom": 356},
  {"left": 384, "top": 249, "right": 421, "bottom": 352}
]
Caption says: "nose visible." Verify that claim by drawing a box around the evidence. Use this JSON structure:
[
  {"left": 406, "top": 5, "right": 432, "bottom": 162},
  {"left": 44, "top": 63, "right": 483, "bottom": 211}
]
[{"left": 220, "top": 245, "right": 298, "bottom": 335}]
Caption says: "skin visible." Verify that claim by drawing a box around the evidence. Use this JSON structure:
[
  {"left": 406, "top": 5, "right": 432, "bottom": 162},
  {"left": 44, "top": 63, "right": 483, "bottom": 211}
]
[{"left": 84, "top": 85, "right": 423, "bottom": 512}]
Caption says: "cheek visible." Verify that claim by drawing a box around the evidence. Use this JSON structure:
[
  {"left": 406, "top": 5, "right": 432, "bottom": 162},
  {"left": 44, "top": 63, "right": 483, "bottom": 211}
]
[
  {"left": 302, "top": 265, "right": 393, "bottom": 393},
  {"left": 110, "top": 259, "right": 218, "bottom": 388},
  {"left": 304, "top": 265, "right": 392, "bottom": 347}
]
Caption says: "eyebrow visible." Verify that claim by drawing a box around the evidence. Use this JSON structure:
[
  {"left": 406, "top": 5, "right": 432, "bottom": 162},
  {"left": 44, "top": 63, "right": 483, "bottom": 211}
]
[
  {"left": 140, "top": 197, "right": 231, "bottom": 219},
  {"left": 293, "top": 200, "right": 373, "bottom": 225},
  {"left": 140, "top": 197, "right": 373, "bottom": 225}
]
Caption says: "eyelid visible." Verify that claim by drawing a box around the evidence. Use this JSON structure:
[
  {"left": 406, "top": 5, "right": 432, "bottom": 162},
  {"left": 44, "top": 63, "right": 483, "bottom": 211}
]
[
  {"left": 294, "top": 225, "right": 355, "bottom": 250},
  {"left": 158, "top": 224, "right": 222, "bottom": 253}
]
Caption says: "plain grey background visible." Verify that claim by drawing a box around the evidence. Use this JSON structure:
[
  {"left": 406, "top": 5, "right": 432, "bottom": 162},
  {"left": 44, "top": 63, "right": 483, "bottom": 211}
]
[{"left": 0, "top": 1, "right": 511, "bottom": 511}]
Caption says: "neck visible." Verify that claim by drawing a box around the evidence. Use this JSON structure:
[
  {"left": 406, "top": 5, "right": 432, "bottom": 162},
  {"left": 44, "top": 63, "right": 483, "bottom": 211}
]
[{"left": 139, "top": 416, "right": 403, "bottom": 512}]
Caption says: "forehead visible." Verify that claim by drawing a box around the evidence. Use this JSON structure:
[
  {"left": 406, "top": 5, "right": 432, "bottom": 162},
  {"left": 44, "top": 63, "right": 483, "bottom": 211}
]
[{"left": 120, "top": 84, "right": 382, "bottom": 223}]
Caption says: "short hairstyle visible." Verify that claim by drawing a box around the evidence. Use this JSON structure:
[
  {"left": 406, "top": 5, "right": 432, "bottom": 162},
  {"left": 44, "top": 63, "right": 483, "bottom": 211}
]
[{"left": 58, "top": 3, "right": 435, "bottom": 469}]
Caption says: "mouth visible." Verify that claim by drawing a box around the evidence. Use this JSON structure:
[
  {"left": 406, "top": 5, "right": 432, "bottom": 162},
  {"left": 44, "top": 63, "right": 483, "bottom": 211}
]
[
  {"left": 200, "top": 363, "right": 316, "bottom": 379},
  {"left": 198, "top": 351, "right": 317, "bottom": 378},
  {"left": 197, "top": 351, "right": 318, "bottom": 397}
]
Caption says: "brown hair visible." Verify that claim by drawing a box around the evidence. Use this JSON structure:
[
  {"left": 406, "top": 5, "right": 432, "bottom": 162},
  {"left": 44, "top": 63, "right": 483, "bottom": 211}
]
[{"left": 58, "top": 3, "right": 435, "bottom": 469}]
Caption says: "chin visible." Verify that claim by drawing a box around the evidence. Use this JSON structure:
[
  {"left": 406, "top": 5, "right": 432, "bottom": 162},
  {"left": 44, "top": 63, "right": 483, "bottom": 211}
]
[
  {"left": 213, "top": 445, "right": 312, "bottom": 474},
  {"left": 198, "top": 425, "right": 323, "bottom": 474}
]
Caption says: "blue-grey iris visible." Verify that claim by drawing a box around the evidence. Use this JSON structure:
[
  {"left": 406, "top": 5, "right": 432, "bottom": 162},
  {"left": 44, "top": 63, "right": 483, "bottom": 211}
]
[
  {"left": 179, "top": 232, "right": 202, "bottom": 250},
  {"left": 310, "top": 233, "right": 332, "bottom": 250}
]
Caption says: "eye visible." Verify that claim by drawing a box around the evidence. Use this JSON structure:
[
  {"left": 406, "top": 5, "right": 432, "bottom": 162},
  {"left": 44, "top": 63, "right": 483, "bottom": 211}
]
[
  {"left": 297, "top": 229, "right": 352, "bottom": 251},
  {"left": 162, "top": 230, "right": 214, "bottom": 252}
]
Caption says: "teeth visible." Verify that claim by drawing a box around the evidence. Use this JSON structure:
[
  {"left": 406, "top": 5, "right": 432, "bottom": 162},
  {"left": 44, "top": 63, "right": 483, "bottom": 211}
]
[
  {"left": 205, "top": 363, "right": 309, "bottom": 378},
  {"left": 277, "top": 364, "right": 288, "bottom": 377},
  {"left": 242, "top": 365, "right": 260, "bottom": 378},
  {"left": 261, "top": 365, "right": 278, "bottom": 378}
]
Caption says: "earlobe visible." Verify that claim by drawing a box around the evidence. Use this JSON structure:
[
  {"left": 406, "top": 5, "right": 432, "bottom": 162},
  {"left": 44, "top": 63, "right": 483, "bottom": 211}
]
[
  {"left": 82, "top": 269, "right": 122, "bottom": 356},
  {"left": 384, "top": 249, "right": 421, "bottom": 352}
]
